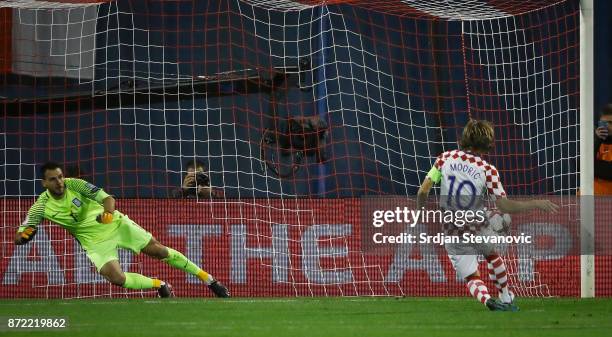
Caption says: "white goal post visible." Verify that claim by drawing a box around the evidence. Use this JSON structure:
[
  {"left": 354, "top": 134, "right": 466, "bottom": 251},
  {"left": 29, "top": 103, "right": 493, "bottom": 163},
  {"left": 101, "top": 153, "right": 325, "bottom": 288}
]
[{"left": 579, "top": 0, "right": 595, "bottom": 299}]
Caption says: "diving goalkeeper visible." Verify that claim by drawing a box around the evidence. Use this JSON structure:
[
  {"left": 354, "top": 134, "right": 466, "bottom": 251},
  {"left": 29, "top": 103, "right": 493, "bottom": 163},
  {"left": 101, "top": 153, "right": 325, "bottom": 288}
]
[{"left": 14, "top": 162, "right": 229, "bottom": 298}]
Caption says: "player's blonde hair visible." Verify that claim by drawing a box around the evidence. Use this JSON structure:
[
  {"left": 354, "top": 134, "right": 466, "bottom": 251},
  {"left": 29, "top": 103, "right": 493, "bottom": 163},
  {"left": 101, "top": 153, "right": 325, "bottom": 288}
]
[{"left": 460, "top": 119, "right": 494, "bottom": 153}]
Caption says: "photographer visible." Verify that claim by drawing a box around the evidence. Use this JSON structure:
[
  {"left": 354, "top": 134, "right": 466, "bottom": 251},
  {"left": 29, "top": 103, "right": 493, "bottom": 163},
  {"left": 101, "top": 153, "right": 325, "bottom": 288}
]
[
  {"left": 595, "top": 104, "right": 612, "bottom": 195},
  {"left": 175, "top": 160, "right": 223, "bottom": 199}
]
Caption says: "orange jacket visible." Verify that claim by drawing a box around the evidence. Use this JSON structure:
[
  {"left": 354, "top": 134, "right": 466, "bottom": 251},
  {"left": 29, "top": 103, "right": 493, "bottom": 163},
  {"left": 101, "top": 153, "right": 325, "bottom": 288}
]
[{"left": 595, "top": 135, "right": 612, "bottom": 195}]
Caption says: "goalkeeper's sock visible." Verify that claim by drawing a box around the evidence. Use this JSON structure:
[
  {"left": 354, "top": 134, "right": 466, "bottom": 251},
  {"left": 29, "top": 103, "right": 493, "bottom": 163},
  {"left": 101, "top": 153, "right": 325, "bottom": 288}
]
[
  {"left": 197, "top": 270, "right": 214, "bottom": 285},
  {"left": 162, "top": 248, "right": 214, "bottom": 285},
  {"left": 122, "top": 272, "right": 161, "bottom": 289},
  {"left": 466, "top": 278, "right": 491, "bottom": 305}
]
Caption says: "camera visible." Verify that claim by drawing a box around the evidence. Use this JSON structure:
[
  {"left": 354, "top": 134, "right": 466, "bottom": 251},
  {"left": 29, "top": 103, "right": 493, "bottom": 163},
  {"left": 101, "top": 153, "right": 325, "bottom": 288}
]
[
  {"left": 195, "top": 172, "right": 210, "bottom": 186},
  {"left": 598, "top": 120, "right": 609, "bottom": 129}
]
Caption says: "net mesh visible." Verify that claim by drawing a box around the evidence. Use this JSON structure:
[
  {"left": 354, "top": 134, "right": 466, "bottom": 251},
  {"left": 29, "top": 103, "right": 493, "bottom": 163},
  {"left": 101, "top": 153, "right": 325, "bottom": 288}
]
[{"left": 1, "top": 0, "right": 596, "bottom": 298}]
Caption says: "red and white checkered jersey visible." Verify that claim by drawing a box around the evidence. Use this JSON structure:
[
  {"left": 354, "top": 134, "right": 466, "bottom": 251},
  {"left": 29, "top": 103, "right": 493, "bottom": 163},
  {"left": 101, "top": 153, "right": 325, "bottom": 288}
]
[{"left": 430, "top": 149, "right": 506, "bottom": 211}]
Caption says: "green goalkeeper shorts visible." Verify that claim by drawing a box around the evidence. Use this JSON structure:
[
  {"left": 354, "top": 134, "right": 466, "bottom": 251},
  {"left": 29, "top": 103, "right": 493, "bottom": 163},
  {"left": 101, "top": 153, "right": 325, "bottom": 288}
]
[{"left": 84, "top": 214, "right": 153, "bottom": 271}]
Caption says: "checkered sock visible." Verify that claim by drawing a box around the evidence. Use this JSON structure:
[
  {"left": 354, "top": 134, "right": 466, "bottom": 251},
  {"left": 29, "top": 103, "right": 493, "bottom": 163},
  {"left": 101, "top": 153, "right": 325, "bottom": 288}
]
[
  {"left": 487, "top": 255, "right": 509, "bottom": 299},
  {"left": 466, "top": 278, "right": 491, "bottom": 305}
]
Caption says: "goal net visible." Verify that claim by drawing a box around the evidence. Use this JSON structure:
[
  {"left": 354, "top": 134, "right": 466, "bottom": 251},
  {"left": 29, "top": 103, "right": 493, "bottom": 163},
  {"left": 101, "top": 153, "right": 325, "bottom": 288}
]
[{"left": 0, "top": 0, "right": 588, "bottom": 298}]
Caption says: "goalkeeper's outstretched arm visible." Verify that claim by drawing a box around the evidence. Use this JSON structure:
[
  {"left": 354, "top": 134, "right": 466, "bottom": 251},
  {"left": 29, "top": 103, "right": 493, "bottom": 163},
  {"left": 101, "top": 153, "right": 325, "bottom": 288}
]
[
  {"left": 14, "top": 197, "right": 46, "bottom": 245},
  {"left": 14, "top": 226, "right": 37, "bottom": 245}
]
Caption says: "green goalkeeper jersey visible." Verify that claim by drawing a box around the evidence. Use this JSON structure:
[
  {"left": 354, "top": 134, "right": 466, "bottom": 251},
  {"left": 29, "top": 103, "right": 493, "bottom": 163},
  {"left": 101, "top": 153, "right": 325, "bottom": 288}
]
[{"left": 18, "top": 178, "right": 121, "bottom": 247}]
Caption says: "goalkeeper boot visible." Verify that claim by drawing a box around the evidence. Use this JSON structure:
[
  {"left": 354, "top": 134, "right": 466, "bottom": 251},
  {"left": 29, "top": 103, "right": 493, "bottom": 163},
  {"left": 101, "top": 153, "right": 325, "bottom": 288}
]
[
  {"left": 158, "top": 282, "right": 175, "bottom": 298},
  {"left": 208, "top": 280, "right": 230, "bottom": 298}
]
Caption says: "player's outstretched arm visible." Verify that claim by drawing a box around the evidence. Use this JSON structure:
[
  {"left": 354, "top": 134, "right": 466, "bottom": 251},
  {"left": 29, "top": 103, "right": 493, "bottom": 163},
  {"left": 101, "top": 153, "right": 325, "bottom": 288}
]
[
  {"left": 496, "top": 197, "right": 558, "bottom": 214},
  {"left": 418, "top": 156, "right": 443, "bottom": 209},
  {"left": 416, "top": 177, "right": 435, "bottom": 209}
]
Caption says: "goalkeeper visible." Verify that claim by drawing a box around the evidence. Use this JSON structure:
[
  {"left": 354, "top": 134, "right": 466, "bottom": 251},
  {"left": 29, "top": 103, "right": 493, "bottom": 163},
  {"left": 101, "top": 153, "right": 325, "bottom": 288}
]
[{"left": 14, "top": 162, "right": 229, "bottom": 298}]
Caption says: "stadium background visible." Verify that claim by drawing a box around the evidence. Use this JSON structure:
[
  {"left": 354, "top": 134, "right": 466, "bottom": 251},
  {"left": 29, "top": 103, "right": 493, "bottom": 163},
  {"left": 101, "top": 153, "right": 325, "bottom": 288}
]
[
  {"left": 1, "top": 0, "right": 611, "bottom": 298},
  {"left": 1, "top": 0, "right": 580, "bottom": 197}
]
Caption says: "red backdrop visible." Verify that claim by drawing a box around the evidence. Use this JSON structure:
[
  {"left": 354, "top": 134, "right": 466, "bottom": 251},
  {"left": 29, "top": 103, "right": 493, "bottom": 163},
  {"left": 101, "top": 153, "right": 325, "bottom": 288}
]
[{"left": 1, "top": 199, "right": 610, "bottom": 298}]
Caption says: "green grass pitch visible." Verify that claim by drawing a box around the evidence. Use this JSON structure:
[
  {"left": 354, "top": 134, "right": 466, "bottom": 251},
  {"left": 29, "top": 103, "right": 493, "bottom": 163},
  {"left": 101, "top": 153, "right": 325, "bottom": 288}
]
[{"left": 0, "top": 298, "right": 610, "bottom": 337}]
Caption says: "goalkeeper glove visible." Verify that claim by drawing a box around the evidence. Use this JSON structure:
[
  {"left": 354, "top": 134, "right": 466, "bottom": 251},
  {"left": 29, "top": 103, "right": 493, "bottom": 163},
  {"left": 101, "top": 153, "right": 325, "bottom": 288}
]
[
  {"left": 15, "top": 226, "right": 37, "bottom": 245},
  {"left": 96, "top": 211, "right": 114, "bottom": 224}
]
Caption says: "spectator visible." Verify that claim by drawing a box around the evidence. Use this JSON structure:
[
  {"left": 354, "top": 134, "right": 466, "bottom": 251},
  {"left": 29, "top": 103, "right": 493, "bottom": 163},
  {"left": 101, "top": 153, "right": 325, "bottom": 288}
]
[
  {"left": 174, "top": 160, "right": 223, "bottom": 198},
  {"left": 595, "top": 104, "right": 612, "bottom": 195}
]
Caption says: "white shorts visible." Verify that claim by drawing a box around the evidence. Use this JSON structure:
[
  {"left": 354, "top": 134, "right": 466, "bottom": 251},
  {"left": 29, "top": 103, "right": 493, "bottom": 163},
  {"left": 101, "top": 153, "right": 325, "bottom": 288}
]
[
  {"left": 445, "top": 240, "right": 496, "bottom": 280},
  {"left": 447, "top": 254, "right": 479, "bottom": 279}
]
